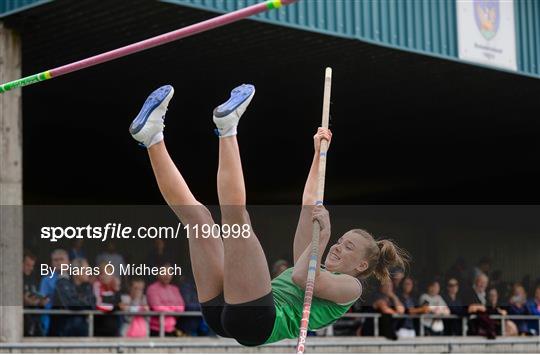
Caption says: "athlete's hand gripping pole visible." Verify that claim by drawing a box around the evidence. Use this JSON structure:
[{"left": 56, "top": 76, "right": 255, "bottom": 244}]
[{"left": 295, "top": 67, "right": 332, "bottom": 354}]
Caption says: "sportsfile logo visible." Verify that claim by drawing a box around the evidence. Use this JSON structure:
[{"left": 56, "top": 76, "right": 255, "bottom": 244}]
[
  {"left": 40, "top": 223, "right": 183, "bottom": 242},
  {"left": 40, "top": 223, "right": 252, "bottom": 242}
]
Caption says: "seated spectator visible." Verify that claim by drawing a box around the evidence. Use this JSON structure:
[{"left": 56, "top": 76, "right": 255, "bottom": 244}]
[
  {"left": 69, "top": 239, "right": 86, "bottom": 261},
  {"left": 147, "top": 239, "right": 175, "bottom": 269},
  {"left": 486, "top": 287, "right": 518, "bottom": 336},
  {"left": 442, "top": 278, "right": 465, "bottom": 336},
  {"left": 177, "top": 275, "right": 207, "bottom": 336},
  {"left": 472, "top": 257, "right": 492, "bottom": 280},
  {"left": 332, "top": 300, "right": 364, "bottom": 336},
  {"left": 96, "top": 241, "right": 125, "bottom": 278},
  {"left": 508, "top": 283, "right": 531, "bottom": 335},
  {"left": 445, "top": 257, "right": 468, "bottom": 288},
  {"left": 373, "top": 280, "right": 405, "bottom": 340},
  {"left": 390, "top": 267, "right": 405, "bottom": 290},
  {"left": 526, "top": 285, "right": 540, "bottom": 335},
  {"left": 419, "top": 280, "right": 450, "bottom": 336},
  {"left": 271, "top": 259, "right": 290, "bottom": 279},
  {"left": 39, "top": 249, "right": 69, "bottom": 335},
  {"left": 120, "top": 278, "right": 149, "bottom": 337},
  {"left": 397, "top": 277, "right": 429, "bottom": 338},
  {"left": 50, "top": 258, "right": 96, "bottom": 336},
  {"left": 93, "top": 262, "right": 123, "bottom": 336},
  {"left": 490, "top": 270, "right": 510, "bottom": 300},
  {"left": 147, "top": 262, "right": 185, "bottom": 336},
  {"left": 463, "top": 273, "right": 497, "bottom": 339},
  {"left": 535, "top": 279, "right": 540, "bottom": 293},
  {"left": 521, "top": 275, "right": 532, "bottom": 296},
  {"left": 23, "top": 250, "right": 47, "bottom": 336}
]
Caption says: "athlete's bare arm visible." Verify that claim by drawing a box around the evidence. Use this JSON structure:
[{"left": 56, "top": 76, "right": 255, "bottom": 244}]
[
  {"left": 293, "top": 128, "right": 332, "bottom": 264},
  {"left": 292, "top": 206, "right": 361, "bottom": 304}
]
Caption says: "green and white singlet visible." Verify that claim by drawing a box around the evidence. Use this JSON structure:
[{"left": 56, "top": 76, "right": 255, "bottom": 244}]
[{"left": 264, "top": 267, "right": 358, "bottom": 344}]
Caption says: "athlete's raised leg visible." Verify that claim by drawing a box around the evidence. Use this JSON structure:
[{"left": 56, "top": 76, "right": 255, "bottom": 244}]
[
  {"left": 130, "top": 85, "right": 223, "bottom": 302},
  {"left": 213, "top": 84, "right": 272, "bottom": 304},
  {"left": 147, "top": 142, "right": 224, "bottom": 302}
]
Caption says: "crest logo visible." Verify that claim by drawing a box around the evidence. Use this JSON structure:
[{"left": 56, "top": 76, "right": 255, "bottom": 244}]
[{"left": 474, "top": 0, "right": 500, "bottom": 40}]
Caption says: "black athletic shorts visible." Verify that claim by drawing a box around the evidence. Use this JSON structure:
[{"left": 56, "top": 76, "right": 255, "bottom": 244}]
[{"left": 200, "top": 292, "right": 276, "bottom": 346}]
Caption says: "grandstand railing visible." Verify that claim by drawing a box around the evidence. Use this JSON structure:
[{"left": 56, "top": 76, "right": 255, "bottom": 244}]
[
  {"left": 336, "top": 313, "right": 540, "bottom": 337},
  {"left": 23, "top": 309, "right": 540, "bottom": 338},
  {"left": 24, "top": 309, "right": 201, "bottom": 337}
]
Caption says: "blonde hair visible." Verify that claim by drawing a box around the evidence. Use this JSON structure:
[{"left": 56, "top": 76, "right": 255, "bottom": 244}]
[{"left": 351, "top": 229, "right": 409, "bottom": 282}]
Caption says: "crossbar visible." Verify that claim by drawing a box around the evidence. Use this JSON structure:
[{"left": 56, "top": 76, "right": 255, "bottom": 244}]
[{"left": 0, "top": 0, "right": 297, "bottom": 93}]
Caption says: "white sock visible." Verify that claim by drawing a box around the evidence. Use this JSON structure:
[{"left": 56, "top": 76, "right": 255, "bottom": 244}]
[
  {"left": 146, "top": 131, "right": 164, "bottom": 148},
  {"left": 218, "top": 125, "right": 237, "bottom": 138}
]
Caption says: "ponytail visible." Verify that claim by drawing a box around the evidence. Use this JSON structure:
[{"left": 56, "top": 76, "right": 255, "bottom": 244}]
[
  {"left": 372, "top": 239, "right": 408, "bottom": 282},
  {"left": 352, "top": 229, "right": 409, "bottom": 282}
]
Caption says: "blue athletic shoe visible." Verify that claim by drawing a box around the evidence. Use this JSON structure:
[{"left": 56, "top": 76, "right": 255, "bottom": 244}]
[
  {"left": 130, "top": 85, "right": 174, "bottom": 147},
  {"left": 213, "top": 84, "right": 255, "bottom": 137}
]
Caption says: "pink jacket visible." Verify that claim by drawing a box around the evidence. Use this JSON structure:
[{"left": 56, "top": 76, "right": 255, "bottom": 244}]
[{"left": 146, "top": 281, "right": 185, "bottom": 332}]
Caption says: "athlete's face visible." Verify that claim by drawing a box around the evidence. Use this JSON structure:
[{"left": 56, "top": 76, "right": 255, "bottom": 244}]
[{"left": 324, "top": 231, "right": 368, "bottom": 275}]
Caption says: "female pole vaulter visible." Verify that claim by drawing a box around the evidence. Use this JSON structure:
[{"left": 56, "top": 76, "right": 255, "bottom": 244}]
[{"left": 129, "top": 84, "right": 408, "bottom": 346}]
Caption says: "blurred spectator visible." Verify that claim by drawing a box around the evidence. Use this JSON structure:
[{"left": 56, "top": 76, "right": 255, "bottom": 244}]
[
  {"left": 419, "top": 280, "right": 450, "bottom": 336},
  {"left": 147, "top": 262, "right": 185, "bottom": 336},
  {"left": 526, "top": 285, "right": 540, "bottom": 335},
  {"left": 465, "top": 273, "right": 489, "bottom": 309},
  {"left": 120, "top": 278, "right": 149, "bottom": 337},
  {"left": 68, "top": 239, "right": 86, "bottom": 261},
  {"left": 50, "top": 258, "right": 96, "bottom": 336},
  {"left": 508, "top": 283, "right": 531, "bottom": 335},
  {"left": 373, "top": 280, "right": 405, "bottom": 340},
  {"left": 442, "top": 278, "right": 465, "bottom": 336},
  {"left": 472, "top": 257, "right": 492, "bottom": 280},
  {"left": 96, "top": 241, "right": 125, "bottom": 278},
  {"left": 147, "top": 239, "right": 175, "bottom": 269},
  {"left": 23, "top": 250, "right": 46, "bottom": 336},
  {"left": 486, "top": 287, "right": 518, "bottom": 336},
  {"left": 397, "top": 277, "right": 429, "bottom": 338},
  {"left": 39, "top": 248, "right": 69, "bottom": 335},
  {"left": 489, "top": 270, "right": 510, "bottom": 300},
  {"left": 464, "top": 273, "right": 497, "bottom": 339},
  {"left": 332, "top": 301, "right": 364, "bottom": 336},
  {"left": 93, "top": 262, "right": 123, "bottom": 336},
  {"left": 271, "top": 259, "right": 290, "bottom": 279},
  {"left": 445, "top": 257, "right": 468, "bottom": 287},
  {"left": 177, "top": 275, "right": 208, "bottom": 336},
  {"left": 535, "top": 278, "right": 540, "bottom": 293},
  {"left": 521, "top": 275, "right": 532, "bottom": 296},
  {"left": 390, "top": 267, "right": 405, "bottom": 291}
]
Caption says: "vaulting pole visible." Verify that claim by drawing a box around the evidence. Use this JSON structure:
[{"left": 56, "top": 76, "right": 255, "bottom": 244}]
[
  {"left": 295, "top": 67, "right": 332, "bottom": 354},
  {"left": 0, "top": 0, "right": 297, "bottom": 93}
]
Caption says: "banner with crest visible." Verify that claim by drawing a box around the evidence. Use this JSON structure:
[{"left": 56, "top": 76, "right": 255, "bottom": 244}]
[{"left": 457, "top": 0, "right": 517, "bottom": 71}]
